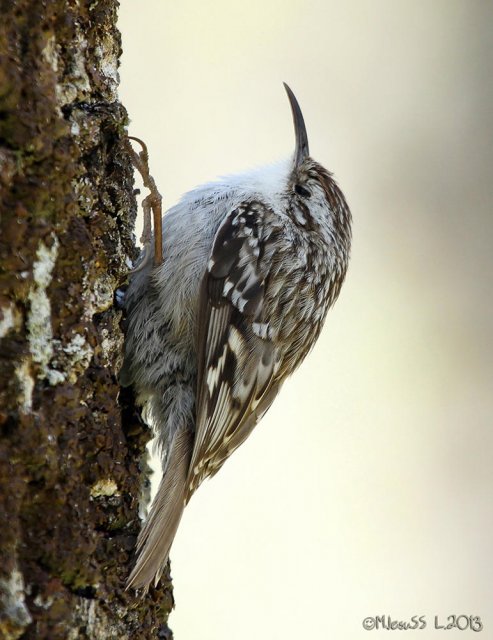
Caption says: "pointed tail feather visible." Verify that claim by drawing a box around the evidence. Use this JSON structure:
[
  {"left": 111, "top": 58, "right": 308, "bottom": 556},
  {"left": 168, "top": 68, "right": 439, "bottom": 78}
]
[{"left": 127, "top": 427, "right": 193, "bottom": 591}]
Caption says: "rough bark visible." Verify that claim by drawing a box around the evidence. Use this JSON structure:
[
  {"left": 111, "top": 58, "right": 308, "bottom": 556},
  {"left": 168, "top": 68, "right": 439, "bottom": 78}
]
[{"left": 0, "top": 1, "right": 173, "bottom": 638}]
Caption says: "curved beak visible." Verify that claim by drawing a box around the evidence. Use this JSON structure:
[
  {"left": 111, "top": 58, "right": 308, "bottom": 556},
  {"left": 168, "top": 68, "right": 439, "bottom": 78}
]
[{"left": 283, "top": 82, "right": 309, "bottom": 167}]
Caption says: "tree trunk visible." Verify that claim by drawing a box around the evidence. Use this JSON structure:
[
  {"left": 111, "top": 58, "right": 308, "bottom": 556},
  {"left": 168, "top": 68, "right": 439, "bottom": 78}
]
[{"left": 0, "top": 1, "right": 173, "bottom": 637}]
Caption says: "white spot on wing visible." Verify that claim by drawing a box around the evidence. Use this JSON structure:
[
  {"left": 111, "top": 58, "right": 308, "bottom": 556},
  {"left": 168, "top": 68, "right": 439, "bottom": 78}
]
[
  {"left": 227, "top": 326, "right": 244, "bottom": 356},
  {"left": 223, "top": 280, "right": 234, "bottom": 295},
  {"left": 252, "top": 322, "right": 271, "bottom": 340},
  {"left": 206, "top": 344, "right": 228, "bottom": 392}
]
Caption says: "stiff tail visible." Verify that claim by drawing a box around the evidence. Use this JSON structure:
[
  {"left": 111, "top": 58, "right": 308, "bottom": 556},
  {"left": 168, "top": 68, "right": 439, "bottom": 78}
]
[{"left": 127, "top": 427, "right": 193, "bottom": 591}]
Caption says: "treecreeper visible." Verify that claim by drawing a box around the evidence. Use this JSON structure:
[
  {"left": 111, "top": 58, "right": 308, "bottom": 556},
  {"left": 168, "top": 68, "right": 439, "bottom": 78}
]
[{"left": 120, "top": 84, "right": 352, "bottom": 591}]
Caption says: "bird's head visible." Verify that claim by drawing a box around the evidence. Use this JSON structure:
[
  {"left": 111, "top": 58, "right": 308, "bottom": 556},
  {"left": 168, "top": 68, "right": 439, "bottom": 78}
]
[{"left": 282, "top": 83, "right": 351, "bottom": 252}]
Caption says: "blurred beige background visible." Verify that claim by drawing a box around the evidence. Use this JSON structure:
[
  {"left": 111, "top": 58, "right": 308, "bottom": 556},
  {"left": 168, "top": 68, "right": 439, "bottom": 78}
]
[{"left": 118, "top": 1, "right": 493, "bottom": 638}]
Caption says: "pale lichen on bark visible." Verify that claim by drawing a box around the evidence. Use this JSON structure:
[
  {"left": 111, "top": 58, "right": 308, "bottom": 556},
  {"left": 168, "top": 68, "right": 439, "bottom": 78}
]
[
  {"left": 26, "top": 235, "right": 60, "bottom": 383},
  {"left": 0, "top": 568, "right": 32, "bottom": 640}
]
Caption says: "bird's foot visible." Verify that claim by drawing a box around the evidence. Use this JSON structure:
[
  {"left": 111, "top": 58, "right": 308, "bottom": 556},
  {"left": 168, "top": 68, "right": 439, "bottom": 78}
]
[{"left": 125, "top": 136, "right": 163, "bottom": 268}]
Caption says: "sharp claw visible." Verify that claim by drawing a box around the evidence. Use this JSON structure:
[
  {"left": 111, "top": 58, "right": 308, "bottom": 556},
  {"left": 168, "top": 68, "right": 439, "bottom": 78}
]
[{"left": 128, "top": 243, "right": 153, "bottom": 274}]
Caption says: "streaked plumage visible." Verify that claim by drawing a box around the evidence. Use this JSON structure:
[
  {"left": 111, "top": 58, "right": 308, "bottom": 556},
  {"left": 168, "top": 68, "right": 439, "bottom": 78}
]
[{"left": 121, "top": 85, "right": 352, "bottom": 590}]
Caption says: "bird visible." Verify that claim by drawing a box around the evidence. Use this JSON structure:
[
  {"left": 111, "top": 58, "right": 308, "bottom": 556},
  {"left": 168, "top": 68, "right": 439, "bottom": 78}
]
[{"left": 120, "top": 83, "right": 352, "bottom": 590}]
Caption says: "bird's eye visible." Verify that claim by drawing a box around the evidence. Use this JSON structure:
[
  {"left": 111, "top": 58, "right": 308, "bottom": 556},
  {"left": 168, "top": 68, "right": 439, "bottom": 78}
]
[{"left": 294, "top": 184, "right": 311, "bottom": 198}]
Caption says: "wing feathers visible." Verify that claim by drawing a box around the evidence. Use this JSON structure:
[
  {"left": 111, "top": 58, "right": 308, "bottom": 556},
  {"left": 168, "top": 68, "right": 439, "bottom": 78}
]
[{"left": 187, "top": 202, "right": 282, "bottom": 497}]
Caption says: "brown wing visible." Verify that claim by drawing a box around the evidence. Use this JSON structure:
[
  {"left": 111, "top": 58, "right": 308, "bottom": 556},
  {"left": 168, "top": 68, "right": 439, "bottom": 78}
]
[{"left": 186, "top": 202, "right": 283, "bottom": 500}]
